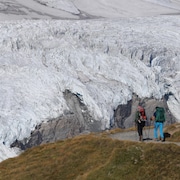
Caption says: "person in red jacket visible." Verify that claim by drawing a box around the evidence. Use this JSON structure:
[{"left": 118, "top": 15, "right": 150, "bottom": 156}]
[{"left": 135, "top": 106, "right": 147, "bottom": 141}]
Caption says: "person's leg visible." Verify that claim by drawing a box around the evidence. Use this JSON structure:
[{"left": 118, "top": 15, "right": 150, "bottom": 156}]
[
  {"left": 159, "top": 122, "right": 164, "bottom": 141},
  {"left": 137, "top": 123, "right": 143, "bottom": 141},
  {"left": 140, "top": 124, "right": 143, "bottom": 141},
  {"left": 137, "top": 123, "right": 140, "bottom": 136},
  {"left": 154, "top": 122, "right": 158, "bottom": 140}
]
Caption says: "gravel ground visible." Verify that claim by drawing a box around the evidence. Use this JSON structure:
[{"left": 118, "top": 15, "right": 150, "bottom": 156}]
[
  {"left": 110, "top": 128, "right": 154, "bottom": 142},
  {"left": 110, "top": 128, "right": 180, "bottom": 146}
]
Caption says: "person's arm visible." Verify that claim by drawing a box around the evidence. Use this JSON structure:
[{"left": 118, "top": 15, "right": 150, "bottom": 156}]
[
  {"left": 135, "top": 111, "right": 139, "bottom": 122},
  {"left": 150, "top": 112, "right": 156, "bottom": 121}
]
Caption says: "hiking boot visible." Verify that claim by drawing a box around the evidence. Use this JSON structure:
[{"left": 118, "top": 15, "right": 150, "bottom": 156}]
[{"left": 139, "top": 136, "right": 143, "bottom": 142}]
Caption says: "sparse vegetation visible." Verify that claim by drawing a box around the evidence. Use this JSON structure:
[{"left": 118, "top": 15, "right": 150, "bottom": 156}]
[
  {"left": 164, "top": 123, "right": 180, "bottom": 142},
  {"left": 0, "top": 124, "right": 180, "bottom": 180}
]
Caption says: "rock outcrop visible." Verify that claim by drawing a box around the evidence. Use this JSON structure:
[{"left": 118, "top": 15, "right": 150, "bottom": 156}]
[
  {"left": 11, "top": 92, "right": 176, "bottom": 150},
  {"left": 114, "top": 94, "right": 176, "bottom": 129},
  {"left": 11, "top": 90, "right": 101, "bottom": 150}
]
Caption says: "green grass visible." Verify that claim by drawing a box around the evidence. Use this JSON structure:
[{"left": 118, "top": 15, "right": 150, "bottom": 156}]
[{"left": 0, "top": 128, "right": 180, "bottom": 180}]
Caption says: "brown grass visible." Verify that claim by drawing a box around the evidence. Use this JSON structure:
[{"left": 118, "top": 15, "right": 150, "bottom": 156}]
[
  {"left": 0, "top": 127, "right": 180, "bottom": 180},
  {"left": 164, "top": 123, "right": 180, "bottom": 142}
]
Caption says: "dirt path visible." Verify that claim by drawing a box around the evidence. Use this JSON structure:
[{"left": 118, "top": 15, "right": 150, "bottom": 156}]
[{"left": 110, "top": 128, "right": 180, "bottom": 146}]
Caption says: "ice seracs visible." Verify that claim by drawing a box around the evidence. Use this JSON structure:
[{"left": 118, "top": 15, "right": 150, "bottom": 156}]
[{"left": 0, "top": 0, "right": 180, "bottom": 162}]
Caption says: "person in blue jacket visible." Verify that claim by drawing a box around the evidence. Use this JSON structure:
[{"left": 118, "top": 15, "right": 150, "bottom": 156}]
[{"left": 152, "top": 107, "right": 166, "bottom": 142}]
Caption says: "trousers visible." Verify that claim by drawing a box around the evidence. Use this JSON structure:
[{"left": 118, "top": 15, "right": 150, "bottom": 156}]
[
  {"left": 137, "top": 122, "right": 144, "bottom": 136},
  {"left": 154, "top": 122, "right": 164, "bottom": 139}
]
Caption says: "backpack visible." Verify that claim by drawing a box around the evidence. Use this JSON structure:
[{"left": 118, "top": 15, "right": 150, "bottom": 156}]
[
  {"left": 155, "top": 107, "right": 165, "bottom": 122},
  {"left": 135, "top": 106, "right": 146, "bottom": 126},
  {"left": 139, "top": 109, "right": 146, "bottom": 121}
]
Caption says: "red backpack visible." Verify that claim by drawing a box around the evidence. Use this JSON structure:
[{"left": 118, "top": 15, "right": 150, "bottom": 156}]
[{"left": 138, "top": 106, "right": 146, "bottom": 120}]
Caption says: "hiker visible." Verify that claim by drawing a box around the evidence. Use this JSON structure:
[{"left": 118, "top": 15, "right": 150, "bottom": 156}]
[
  {"left": 135, "top": 106, "right": 147, "bottom": 141},
  {"left": 151, "top": 107, "right": 166, "bottom": 142}
]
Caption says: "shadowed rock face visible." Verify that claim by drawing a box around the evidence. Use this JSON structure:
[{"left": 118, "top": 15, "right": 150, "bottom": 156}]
[
  {"left": 114, "top": 100, "right": 132, "bottom": 129},
  {"left": 114, "top": 94, "right": 176, "bottom": 129},
  {"left": 11, "top": 92, "right": 176, "bottom": 150},
  {"left": 11, "top": 91, "right": 176, "bottom": 150},
  {"left": 11, "top": 89, "right": 101, "bottom": 150}
]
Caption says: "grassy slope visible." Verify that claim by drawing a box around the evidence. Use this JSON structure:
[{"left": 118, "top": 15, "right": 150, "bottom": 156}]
[
  {"left": 0, "top": 124, "right": 180, "bottom": 180},
  {"left": 164, "top": 123, "right": 180, "bottom": 142}
]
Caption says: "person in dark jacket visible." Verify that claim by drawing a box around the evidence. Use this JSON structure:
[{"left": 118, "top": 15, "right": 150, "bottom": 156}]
[{"left": 135, "top": 106, "right": 146, "bottom": 141}]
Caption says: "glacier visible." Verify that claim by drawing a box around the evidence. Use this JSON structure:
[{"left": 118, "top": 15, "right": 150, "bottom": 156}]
[{"left": 0, "top": 0, "right": 180, "bottom": 161}]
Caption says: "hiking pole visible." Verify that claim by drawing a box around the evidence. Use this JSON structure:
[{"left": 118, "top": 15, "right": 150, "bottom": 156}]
[
  {"left": 148, "top": 119, "right": 151, "bottom": 139},
  {"left": 147, "top": 118, "right": 152, "bottom": 140},
  {"left": 143, "top": 120, "right": 148, "bottom": 140}
]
